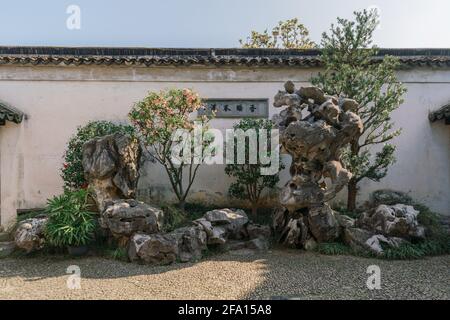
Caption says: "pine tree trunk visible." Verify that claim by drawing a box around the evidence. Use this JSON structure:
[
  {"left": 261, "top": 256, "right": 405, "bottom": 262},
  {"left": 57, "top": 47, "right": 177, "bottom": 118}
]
[
  {"left": 347, "top": 178, "right": 357, "bottom": 212},
  {"left": 347, "top": 139, "right": 360, "bottom": 212}
]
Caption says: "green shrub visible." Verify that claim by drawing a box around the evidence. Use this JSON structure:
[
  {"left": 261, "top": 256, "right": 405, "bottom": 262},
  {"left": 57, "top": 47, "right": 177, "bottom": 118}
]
[
  {"left": 225, "top": 118, "right": 284, "bottom": 216},
  {"left": 161, "top": 205, "right": 188, "bottom": 232},
  {"left": 61, "top": 120, "right": 134, "bottom": 190},
  {"left": 161, "top": 203, "right": 220, "bottom": 232},
  {"left": 44, "top": 189, "right": 97, "bottom": 248},
  {"left": 107, "top": 247, "right": 128, "bottom": 261},
  {"left": 414, "top": 202, "right": 447, "bottom": 238},
  {"left": 315, "top": 242, "right": 353, "bottom": 255},
  {"left": 381, "top": 237, "right": 450, "bottom": 260}
]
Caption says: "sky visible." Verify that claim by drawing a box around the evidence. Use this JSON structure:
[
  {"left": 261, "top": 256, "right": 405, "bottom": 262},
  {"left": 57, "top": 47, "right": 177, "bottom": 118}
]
[{"left": 0, "top": 0, "right": 449, "bottom": 48}]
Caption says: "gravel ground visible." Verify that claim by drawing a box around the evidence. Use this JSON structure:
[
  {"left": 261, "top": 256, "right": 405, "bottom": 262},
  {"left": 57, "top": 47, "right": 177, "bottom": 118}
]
[{"left": 0, "top": 250, "right": 448, "bottom": 300}]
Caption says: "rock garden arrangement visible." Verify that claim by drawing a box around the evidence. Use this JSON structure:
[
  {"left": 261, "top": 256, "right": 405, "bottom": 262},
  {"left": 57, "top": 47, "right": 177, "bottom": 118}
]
[{"left": 2, "top": 86, "right": 448, "bottom": 263}]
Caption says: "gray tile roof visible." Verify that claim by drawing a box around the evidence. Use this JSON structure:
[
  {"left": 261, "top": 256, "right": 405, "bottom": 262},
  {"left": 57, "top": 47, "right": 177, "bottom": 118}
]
[
  {"left": 429, "top": 104, "right": 450, "bottom": 124},
  {"left": 0, "top": 47, "right": 449, "bottom": 67},
  {"left": 0, "top": 101, "right": 24, "bottom": 125}
]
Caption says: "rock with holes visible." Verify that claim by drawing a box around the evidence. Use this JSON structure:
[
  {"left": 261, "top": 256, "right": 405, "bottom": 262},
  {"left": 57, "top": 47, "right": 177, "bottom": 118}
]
[
  {"left": 14, "top": 216, "right": 48, "bottom": 253},
  {"left": 101, "top": 199, "right": 164, "bottom": 238},
  {"left": 272, "top": 83, "right": 363, "bottom": 249},
  {"left": 357, "top": 204, "right": 425, "bottom": 239},
  {"left": 204, "top": 208, "right": 249, "bottom": 239},
  {"left": 82, "top": 133, "right": 141, "bottom": 212}
]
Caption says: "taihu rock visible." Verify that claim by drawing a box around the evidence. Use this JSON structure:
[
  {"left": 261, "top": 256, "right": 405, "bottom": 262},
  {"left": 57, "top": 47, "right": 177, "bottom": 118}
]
[
  {"left": 128, "top": 233, "right": 177, "bottom": 265},
  {"left": 101, "top": 199, "right": 164, "bottom": 239},
  {"left": 357, "top": 204, "right": 425, "bottom": 239},
  {"left": 344, "top": 227, "right": 406, "bottom": 255},
  {"left": 82, "top": 133, "right": 141, "bottom": 212},
  {"left": 203, "top": 208, "right": 249, "bottom": 239},
  {"left": 272, "top": 82, "right": 363, "bottom": 247},
  {"left": 167, "top": 225, "right": 207, "bottom": 262},
  {"left": 14, "top": 216, "right": 48, "bottom": 253}
]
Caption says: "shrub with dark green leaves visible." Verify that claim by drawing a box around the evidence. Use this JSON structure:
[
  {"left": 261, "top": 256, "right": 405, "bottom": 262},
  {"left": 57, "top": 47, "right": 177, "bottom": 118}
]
[
  {"left": 44, "top": 189, "right": 97, "bottom": 248},
  {"left": 61, "top": 121, "right": 134, "bottom": 190},
  {"left": 225, "top": 118, "right": 284, "bottom": 216}
]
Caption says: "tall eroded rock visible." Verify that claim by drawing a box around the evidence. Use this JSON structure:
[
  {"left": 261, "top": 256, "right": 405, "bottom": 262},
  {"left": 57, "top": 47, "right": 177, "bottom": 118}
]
[
  {"left": 272, "top": 83, "right": 363, "bottom": 248},
  {"left": 82, "top": 133, "right": 141, "bottom": 211}
]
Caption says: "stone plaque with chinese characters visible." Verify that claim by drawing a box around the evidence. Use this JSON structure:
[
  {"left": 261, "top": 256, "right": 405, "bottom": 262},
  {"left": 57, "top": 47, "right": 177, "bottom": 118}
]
[{"left": 198, "top": 99, "right": 269, "bottom": 118}]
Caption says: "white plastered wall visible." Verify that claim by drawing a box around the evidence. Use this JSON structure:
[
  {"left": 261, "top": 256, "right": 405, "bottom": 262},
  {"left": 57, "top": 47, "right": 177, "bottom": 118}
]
[{"left": 0, "top": 64, "right": 448, "bottom": 227}]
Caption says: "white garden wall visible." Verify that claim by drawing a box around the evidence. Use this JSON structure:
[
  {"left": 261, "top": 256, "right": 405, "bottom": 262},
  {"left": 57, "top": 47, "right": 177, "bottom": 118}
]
[{"left": 0, "top": 64, "right": 448, "bottom": 227}]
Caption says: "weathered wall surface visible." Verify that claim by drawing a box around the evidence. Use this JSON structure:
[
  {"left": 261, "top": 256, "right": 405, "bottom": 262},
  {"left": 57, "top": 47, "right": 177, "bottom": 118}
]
[{"left": 0, "top": 64, "right": 449, "bottom": 226}]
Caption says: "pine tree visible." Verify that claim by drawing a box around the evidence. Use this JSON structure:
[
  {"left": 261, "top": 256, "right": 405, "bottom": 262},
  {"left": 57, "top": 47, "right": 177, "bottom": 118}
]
[{"left": 311, "top": 9, "right": 407, "bottom": 211}]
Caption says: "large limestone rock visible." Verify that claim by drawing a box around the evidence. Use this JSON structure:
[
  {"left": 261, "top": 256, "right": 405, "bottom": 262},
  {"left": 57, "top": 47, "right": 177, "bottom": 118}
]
[
  {"left": 308, "top": 204, "right": 340, "bottom": 242},
  {"left": 128, "top": 233, "right": 178, "bottom": 265},
  {"left": 274, "top": 209, "right": 311, "bottom": 248},
  {"left": 344, "top": 227, "right": 405, "bottom": 255},
  {"left": 192, "top": 208, "right": 272, "bottom": 253},
  {"left": 193, "top": 218, "right": 227, "bottom": 245},
  {"left": 101, "top": 199, "right": 164, "bottom": 239},
  {"left": 272, "top": 82, "right": 363, "bottom": 248},
  {"left": 82, "top": 133, "right": 141, "bottom": 211},
  {"left": 201, "top": 208, "right": 249, "bottom": 240},
  {"left": 246, "top": 224, "right": 271, "bottom": 240},
  {"left": 335, "top": 213, "right": 356, "bottom": 228},
  {"left": 204, "top": 208, "right": 249, "bottom": 238},
  {"left": 167, "top": 225, "right": 207, "bottom": 262},
  {"left": 14, "top": 216, "right": 48, "bottom": 253},
  {"left": 128, "top": 226, "right": 207, "bottom": 264},
  {"left": 357, "top": 204, "right": 425, "bottom": 239}
]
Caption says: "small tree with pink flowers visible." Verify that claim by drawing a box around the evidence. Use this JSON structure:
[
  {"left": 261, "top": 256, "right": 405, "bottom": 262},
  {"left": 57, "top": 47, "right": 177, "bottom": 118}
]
[{"left": 129, "top": 88, "right": 213, "bottom": 210}]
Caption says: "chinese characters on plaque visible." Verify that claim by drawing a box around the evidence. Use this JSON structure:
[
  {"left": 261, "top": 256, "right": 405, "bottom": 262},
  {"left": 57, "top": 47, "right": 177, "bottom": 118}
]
[{"left": 198, "top": 99, "right": 269, "bottom": 118}]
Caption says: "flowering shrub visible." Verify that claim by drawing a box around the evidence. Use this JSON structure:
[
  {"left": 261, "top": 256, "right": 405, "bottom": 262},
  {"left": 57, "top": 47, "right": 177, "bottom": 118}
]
[
  {"left": 129, "top": 88, "right": 213, "bottom": 210},
  {"left": 61, "top": 121, "right": 134, "bottom": 190},
  {"left": 129, "top": 89, "right": 203, "bottom": 143}
]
